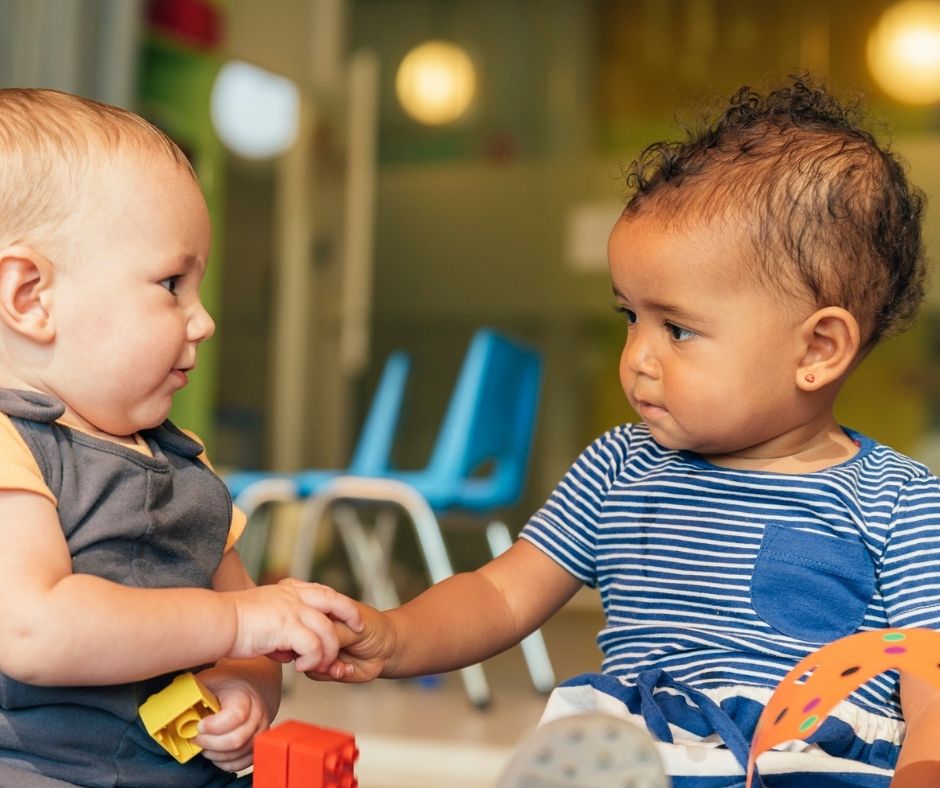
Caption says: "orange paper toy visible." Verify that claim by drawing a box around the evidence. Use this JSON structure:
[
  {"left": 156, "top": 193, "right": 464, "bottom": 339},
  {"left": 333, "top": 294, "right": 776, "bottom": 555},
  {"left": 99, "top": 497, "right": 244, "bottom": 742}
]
[{"left": 746, "top": 628, "right": 940, "bottom": 788}]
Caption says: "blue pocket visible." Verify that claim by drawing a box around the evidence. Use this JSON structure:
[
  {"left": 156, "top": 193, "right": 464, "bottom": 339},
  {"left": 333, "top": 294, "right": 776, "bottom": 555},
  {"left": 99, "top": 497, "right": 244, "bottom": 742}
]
[{"left": 750, "top": 523, "right": 875, "bottom": 643}]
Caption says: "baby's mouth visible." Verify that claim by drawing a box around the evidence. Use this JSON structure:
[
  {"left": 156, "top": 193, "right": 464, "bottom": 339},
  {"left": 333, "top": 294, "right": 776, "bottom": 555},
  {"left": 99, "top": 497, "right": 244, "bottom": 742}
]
[{"left": 634, "top": 398, "right": 667, "bottom": 418}]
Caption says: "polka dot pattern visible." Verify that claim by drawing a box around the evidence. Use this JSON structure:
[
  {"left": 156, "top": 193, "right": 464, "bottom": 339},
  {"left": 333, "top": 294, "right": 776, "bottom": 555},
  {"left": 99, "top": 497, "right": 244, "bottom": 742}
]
[{"left": 746, "top": 628, "right": 940, "bottom": 788}]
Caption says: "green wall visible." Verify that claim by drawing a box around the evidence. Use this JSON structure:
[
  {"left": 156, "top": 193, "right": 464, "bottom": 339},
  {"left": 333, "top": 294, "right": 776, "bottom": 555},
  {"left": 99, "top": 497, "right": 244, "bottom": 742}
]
[{"left": 138, "top": 32, "right": 225, "bottom": 447}]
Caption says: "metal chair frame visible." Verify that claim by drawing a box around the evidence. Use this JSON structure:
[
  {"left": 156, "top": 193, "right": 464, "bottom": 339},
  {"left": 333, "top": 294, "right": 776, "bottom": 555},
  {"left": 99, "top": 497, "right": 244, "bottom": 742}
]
[
  {"left": 226, "top": 352, "right": 410, "bottom": 580},
  {"left": 291, "top": 329, "right": 555, "bottom": 707}
]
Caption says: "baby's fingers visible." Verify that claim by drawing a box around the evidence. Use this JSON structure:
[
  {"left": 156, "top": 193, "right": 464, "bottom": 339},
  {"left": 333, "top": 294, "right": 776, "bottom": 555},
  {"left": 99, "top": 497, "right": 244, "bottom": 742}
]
[
  {"left": 197, "top": 698, "right": 248, "bottom": 737},
  {"left": 194, "top": 713, "right": 254, "bottom": 771},
  {"left": 304, "top": 661, "right": 355, "bottom": 682},
  {"left": 266, "top": 649, "right": 297, "bottom": 664},
  {"left": 335, "top": 619, "right": 362, "bottom": 649},
  {"left": 278, "top": 619, "right": 326, "bottom": 672},
  {"left": 281, "top": 579, "right": 364, "bottom": 632},
  {"left": 293, "top": 608, "right": 343, "bottom": 672},
  {"left": 199, "top": 743, "right": 254, "bottom": 774}
]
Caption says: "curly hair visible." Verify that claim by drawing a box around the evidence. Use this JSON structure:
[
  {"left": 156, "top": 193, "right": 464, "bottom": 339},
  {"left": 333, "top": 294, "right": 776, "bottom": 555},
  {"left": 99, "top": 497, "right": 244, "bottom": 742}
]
[{"left": 623, "top": 75, "right": 927, "bottom": 349}]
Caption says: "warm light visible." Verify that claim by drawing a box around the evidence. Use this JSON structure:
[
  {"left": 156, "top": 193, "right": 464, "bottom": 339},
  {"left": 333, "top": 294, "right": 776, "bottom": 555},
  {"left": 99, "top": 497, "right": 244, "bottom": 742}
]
[
  {"left": 210, "top": 60, "right": 300, "bottom": 159},
  {"left": 867, "top": 1, "right": 940, "bottom": 105},
  {"left": 395, "top": 41, "right": 476, "bottom": 125}
]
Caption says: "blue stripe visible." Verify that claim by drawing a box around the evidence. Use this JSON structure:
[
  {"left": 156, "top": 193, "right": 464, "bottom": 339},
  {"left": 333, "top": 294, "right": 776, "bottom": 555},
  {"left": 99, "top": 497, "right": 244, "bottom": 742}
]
[
  {"left": 522, "top": 422, "right": 940, "bottom": 730},
  {"left": 560, "top": 670, "right": 896, "bottom": 785}
]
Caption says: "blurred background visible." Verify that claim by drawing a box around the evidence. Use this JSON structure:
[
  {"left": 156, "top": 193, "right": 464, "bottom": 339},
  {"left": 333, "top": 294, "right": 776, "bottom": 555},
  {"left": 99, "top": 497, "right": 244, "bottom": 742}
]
[
  {"left": 4, "top": 0, "right": 938, "bottom": 494},
  {"left": 2, "top": 1, "right": 940, "bottom": 784}
]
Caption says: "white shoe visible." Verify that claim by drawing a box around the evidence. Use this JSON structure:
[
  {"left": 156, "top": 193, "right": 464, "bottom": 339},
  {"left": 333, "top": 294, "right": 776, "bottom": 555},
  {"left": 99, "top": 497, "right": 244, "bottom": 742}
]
[{"left": 496, "top": 712, "right": 669, "bottom": 788}]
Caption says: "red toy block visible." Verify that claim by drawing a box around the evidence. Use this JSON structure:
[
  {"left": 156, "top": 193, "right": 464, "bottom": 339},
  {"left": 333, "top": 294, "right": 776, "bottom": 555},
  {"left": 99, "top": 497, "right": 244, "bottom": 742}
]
[
  {"left": 288, "top": 726, "right": 358, "bottom": 788},
  {"left": 253, "top": 720, "right": 358, "bottom": 788},
  {"left": 254, "top": 721, "right": 322, "bottom": 788}
]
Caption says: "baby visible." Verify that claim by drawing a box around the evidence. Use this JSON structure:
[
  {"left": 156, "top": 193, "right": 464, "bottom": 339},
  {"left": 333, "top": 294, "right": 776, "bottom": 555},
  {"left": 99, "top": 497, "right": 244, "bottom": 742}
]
[
  {"left": 322, "top": 76, "right": 940, "bottom": 787},
  {"left": 0, "top": 88, "right": 359, "bottom": 787}
]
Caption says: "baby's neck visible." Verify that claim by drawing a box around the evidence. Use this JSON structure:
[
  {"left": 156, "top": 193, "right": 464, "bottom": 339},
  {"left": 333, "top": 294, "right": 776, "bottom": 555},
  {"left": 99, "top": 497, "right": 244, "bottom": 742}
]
[
  {"left": 55, "top": 411, "right": 144, "bottom": 449},
  {"left": 703, "top": 425, "right": 860, "bottom": 474},
  {"left": 0, "top": 377, "right": 143, "bottom": 449},
  {"left": 0, "top": 370, "right": 34, "bottom": 391}
]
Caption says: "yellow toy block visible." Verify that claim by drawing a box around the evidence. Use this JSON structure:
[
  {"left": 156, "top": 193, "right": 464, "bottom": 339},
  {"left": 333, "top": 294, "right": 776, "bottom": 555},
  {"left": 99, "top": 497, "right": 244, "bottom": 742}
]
[{"left": 139, "top": 672, "right": 220, "bottom": 763}]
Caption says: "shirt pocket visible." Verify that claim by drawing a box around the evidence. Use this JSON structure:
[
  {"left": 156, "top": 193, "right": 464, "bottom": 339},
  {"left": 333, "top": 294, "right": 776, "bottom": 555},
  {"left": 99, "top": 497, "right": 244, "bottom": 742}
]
[{"left": 750, "top": 523, "right": 875, "bottom": 644}]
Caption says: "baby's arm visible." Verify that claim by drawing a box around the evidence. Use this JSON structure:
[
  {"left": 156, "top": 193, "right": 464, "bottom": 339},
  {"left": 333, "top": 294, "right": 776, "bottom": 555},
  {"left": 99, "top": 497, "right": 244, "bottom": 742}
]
[
  {"left": 191, "top": 548, "right": 282, "bottom": 773},
  {"left": 892, "top": 673, "right": 940, "bottom": 786},
  {"left": 0, "top": 490, "right": 361, "bottom": 685},
  {"left": 317, "top": 539, "right": 582, "bottom": 682}
]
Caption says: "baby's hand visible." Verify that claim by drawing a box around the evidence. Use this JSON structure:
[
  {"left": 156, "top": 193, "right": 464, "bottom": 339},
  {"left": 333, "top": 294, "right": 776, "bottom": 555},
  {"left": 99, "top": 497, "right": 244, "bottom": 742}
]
[
  {"left": 226, "top": 581, "right": 362, "bottom": 673},
  {"left": 192, "top": 668, "right": 270, "bottom": 773},
  {"left": 304, "top": 603, "right": 396, "bottom": 683}
]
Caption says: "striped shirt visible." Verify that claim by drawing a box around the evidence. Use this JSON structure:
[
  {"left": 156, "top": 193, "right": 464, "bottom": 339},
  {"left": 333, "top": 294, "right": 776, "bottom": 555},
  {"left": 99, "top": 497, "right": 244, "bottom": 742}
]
[{"left": 521, "top": 422, "right": 940, "bottom": 721}]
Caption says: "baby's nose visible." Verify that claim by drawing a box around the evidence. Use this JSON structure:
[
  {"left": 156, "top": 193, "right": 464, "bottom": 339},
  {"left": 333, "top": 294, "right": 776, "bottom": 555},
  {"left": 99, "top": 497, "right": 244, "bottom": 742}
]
[
  {"left": 190, "top": 303, "right": 216, "bottom": 342},
  {"left": 623, "top": 332, "right": 659, "bottom": 378}
]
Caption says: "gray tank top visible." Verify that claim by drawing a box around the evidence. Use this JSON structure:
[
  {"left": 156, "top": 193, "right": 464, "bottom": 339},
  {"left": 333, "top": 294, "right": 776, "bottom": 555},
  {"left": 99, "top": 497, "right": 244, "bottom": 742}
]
[{"left": 0, "top": 389, "right": 242, "bottom": 787}]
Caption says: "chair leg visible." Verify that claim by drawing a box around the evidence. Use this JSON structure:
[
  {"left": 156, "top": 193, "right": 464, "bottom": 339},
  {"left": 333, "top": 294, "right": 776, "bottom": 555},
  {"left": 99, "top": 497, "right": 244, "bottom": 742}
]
[
  {"left": 486, "top": 521, "right": 557, "bottom": 694},
  {"left": 234, "top": 513, "right": 270, "bottom": 582},
  {"left": 305, "top": 477, "right": 492, "bottom": 708},
  {"left": 233, "top": 479, "right": 299, "bottom": 582},
  {"left": 384, "top": 482, "right": 491, "bottom": 708},
  {"left": 282, "top": 492, "right": 337, "bottom": 695},
  {"left": 289, "top": 493, "right": 333, "bottom": 581},
  {"left": 286, "top": 492, "right": 400, "bottom": 691},
  {"left": 333, "top": 504, "right": 401, "bottom": 610}
]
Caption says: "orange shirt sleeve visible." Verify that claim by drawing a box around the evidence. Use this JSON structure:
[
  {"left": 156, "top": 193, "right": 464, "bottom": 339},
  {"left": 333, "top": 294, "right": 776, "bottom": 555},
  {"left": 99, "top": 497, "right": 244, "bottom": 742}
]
[
  {"left": 182, "top": 428, "right": 247, "bottom": 552},
  {"left": 0, "top": 412, "right": 56, "bottom": 505}
]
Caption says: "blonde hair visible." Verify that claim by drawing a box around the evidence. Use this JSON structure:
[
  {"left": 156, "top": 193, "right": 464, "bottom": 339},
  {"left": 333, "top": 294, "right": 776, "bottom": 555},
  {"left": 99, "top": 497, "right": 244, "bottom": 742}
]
[{"left": 0, "top": 88, "right": 196, "bottom": 252}]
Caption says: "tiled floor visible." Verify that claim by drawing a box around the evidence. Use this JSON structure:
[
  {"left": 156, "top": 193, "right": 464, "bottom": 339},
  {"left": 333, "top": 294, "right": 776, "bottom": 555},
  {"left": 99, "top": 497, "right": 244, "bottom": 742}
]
[{"left": 274, "top": 594, "right": 606, "bottom": 787}]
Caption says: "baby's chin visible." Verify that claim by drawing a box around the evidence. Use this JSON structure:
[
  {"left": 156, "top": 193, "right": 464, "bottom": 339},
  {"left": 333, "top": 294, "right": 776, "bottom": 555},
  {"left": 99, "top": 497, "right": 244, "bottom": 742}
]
[
  {"left": 641, "top": 422, "right": 686, "bottom": 450},
  {"left": 104, "top": 409, "right": 172, "bottom": 437},
  {"left": 644, "top": 425, "right": 723, "bottom": 457}
]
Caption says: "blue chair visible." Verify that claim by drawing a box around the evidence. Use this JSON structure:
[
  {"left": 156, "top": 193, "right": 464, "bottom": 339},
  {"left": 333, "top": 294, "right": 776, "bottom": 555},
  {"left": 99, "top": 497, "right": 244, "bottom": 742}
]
[
  {"left": 290, "top": 328, "right": 555, "bottom": 707},
  {"left": 226, "top": 351, "right": 411, "bottom": 580}
]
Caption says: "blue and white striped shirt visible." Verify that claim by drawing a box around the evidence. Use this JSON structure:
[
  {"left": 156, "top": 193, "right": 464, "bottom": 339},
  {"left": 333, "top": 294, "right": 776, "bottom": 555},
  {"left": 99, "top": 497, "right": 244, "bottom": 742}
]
[{"left": 521, "top": 422, "right": 940, "bottom": 721}]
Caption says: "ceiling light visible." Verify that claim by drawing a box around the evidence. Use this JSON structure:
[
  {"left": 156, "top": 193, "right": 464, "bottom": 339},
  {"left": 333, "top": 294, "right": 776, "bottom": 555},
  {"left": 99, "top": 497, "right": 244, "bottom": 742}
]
[
  {"left": 210, "top": 60, "right": 300, "bottom": 159},
  {"left": 395, "top": 41, "right": 476, "bottom": 125},
  {"left": 867, "top": 1, "right": 940, "bottom": 105}
]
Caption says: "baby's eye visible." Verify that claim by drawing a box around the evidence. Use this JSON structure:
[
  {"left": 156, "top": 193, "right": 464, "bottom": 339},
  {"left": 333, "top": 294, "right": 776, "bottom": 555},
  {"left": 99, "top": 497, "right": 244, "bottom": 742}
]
[
  {"left": 159, "top": 275, "right": 180, "bottom": 295},
  {"left": 613, "top": 305, "right": 637, "bottom": 326},
  {"left": 666, "top": 322, "right": 696, "bottom": 342}
]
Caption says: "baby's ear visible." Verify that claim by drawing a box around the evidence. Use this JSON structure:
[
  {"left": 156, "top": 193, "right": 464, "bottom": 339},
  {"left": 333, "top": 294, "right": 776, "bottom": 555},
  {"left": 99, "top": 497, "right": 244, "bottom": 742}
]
[
  {"left": 796, "top": 306, "right": 860, "bottom": 392},
  {"left": 0, "top": 246, "right": 55, "bottom": 343}
]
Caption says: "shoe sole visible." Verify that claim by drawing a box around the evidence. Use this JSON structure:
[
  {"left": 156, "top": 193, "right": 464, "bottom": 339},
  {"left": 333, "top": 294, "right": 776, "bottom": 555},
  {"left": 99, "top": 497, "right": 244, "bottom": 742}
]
[{"left": 496, "top": 712, "right": 668, "bottom": 788}]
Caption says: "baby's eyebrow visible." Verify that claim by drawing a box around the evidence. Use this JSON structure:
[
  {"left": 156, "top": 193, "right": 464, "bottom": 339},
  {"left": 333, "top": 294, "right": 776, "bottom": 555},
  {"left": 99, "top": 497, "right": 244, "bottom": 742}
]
[
  {"left": 650, "top": 301, "right": 707, "bottom": 324},
  {"left": 654, "top": 300, "right": 693, "bottom": 317},
  {"left": 640, "top": 296, "right": 705, "bottom": 323},
  {"left": 611, "top": 284, "right": 706, "bottom": 324},
  {"left": 169, "top": 254, "right": 204, "bottom": 272}
]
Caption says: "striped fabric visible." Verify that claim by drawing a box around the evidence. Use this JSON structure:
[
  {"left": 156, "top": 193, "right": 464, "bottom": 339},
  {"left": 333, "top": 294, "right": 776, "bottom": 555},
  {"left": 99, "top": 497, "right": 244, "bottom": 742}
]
[{"left": 521, "top": 422, "right": 940, "bottom": 723}]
